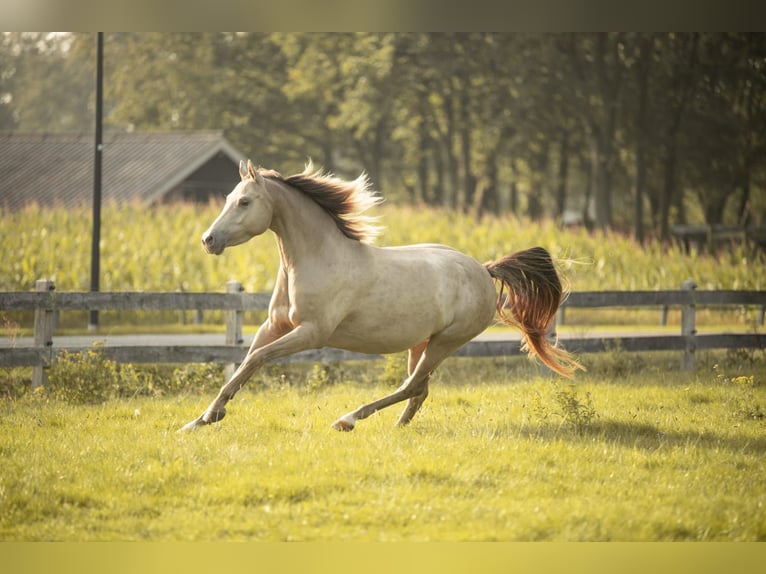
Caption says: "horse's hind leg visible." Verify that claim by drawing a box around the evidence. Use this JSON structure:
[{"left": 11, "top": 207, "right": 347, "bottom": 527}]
[
  {"left": 332, "top": 334, "right": 462, "bottom": 431},
  {"left": 396, "top": 339, "right": 430, "bottom": 426},
  {"left": 395, "top": 384, "right": 429, "bottom": 426}
]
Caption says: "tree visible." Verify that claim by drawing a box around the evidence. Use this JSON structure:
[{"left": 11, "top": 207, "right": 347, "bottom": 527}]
[
  {"left": 562, "top": 33, "right": 628, "bottom": 230},
  {"left": 3, "top": 32, "right": 763, "bottom": 235},
  {"left": 1, "top": 32, "right": 92, "bottom": 132},
  {"left": 683, "top": 33, "right": 766, "bottom": 227}
]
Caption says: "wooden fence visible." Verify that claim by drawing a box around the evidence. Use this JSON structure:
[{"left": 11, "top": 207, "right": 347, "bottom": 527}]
[{"left": 1, "top": 279, "right": 764, "bottom": 389}]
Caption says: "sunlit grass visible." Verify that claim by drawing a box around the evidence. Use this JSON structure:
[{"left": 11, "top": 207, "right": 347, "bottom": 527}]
[{"left": 2, "top": 351, "right": 764, "bottom": 541}]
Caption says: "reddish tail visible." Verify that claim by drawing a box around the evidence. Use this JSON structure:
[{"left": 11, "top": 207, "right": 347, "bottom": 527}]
[{"left": 485, "top": 246, "right": 583, "bottom": 378}]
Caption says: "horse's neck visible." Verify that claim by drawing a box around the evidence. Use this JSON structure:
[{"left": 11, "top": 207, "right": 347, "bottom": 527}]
[{"left": 268, "top": 180, "right": 349, "bottom": 270}]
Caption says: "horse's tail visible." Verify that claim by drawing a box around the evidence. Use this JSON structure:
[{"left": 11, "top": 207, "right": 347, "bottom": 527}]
[{"left": 485, "top": 246, "right": 584, "bottom": 378}]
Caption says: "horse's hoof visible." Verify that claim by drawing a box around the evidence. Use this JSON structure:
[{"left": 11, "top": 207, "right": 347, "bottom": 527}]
[
  {"left": 178, "top": 416, "right": 207, "bottom": 432},
  {"left": 206, "top": 409, "right": 226, "bottom": 423},
  {"left": 331, "top": 414, "right": 356, "bottom": 432},
  {"left": 178, "top": 408, "right": 225, "bottom": 432}
]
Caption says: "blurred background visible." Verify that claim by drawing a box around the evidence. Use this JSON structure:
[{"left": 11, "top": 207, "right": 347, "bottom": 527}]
[{"left": 1, "top": 32, "right": 764, "bottom": 243}]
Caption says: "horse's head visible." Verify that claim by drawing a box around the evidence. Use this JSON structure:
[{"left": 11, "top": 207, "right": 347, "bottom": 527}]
[{"left": 201, "top": 160, "right": 274, "bottom": 255}]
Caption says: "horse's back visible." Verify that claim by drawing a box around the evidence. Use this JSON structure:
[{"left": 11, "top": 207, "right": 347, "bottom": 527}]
[{"left": 325, "top": 242, "right": 496, "bottom": 354}]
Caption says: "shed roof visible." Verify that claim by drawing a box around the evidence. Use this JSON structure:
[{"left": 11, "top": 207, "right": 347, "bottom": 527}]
[{"left": 0, "top": 131, "right": 246, "bottom": 211}]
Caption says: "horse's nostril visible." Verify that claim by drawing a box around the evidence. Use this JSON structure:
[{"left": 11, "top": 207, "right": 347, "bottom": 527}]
[{"left": 202, "top": 234, "right": 213, "bottom": 246}]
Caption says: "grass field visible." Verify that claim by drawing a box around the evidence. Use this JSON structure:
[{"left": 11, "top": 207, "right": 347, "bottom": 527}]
[
  {"left": 1, "top": 350, "right": 764, "bottom": 542},
  {"left": 2, "top": 203, "right": 765, "bottom": 543}
]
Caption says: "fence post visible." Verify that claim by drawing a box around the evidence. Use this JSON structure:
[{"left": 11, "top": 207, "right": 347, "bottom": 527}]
[
  {"left": 225, "top": 280, "right": 244, "bottom": 379},
  {"left": 680, "top": 279, "right": 697, "bottom": 372},
  {"left": 32, "top": 279, "right": 55, "bottom": 390}
]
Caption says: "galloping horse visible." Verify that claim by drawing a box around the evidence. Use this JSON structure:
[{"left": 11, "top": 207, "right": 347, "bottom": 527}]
[{"left": 180, "top": 160, "right": 582, "bottom": 432}]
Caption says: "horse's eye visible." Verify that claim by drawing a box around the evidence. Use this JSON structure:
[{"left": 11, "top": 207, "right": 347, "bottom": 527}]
[{"left": 237, "top": 197, "right": 251, "bottom": 207}]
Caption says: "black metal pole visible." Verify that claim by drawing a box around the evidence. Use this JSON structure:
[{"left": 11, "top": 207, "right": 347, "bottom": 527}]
[{"left": 89, "top": 32, "right": 103, "bottom": 331}]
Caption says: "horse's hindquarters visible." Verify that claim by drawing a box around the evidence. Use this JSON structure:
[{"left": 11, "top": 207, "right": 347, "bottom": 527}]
[{"left": 326, "top": 245, "right": 497, "bottom": 355}]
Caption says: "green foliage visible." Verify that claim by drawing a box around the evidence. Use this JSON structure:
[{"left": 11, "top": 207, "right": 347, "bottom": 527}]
[
  {"left": 587, "top": 340, "right": 647, "bottom": 378},
  {"left": 305, "top": 364, "right": 333, "bottom": 392},
  {"left": 2, "top": 204, "right": 764, "bottom": 297},
  {"left": 46, "top": 346, "right": 226, "bottom": 403},
  {"left": 0, "top": 33, "right": 92, "bottom": 132},
  {"left": 48, "top": 345, "right": 144, "bottom": 404},
  {"left": 0, "top": 368, "right": 30, "bottom": 400},
  {"left": 552, "top": 384, "right": 598, "bottom": 433},
  {"left": 4, "top": 33, "right": 765, "bottom": 233},
  {"left": 171, "top": 363, "right": 224, "bottom": 395},
  {"left": 376, "top": 352, "right": 408, "bottom": 388},
  {"left": 712, "top": 351, "right": 765, "bottom": 421},
  {"left": 530, "top": 382, "right": 598, "bottom": 434}
]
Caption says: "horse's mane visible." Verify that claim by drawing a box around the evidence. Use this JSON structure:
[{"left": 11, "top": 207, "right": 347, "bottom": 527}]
[{"left": 257, "top": 162, "right": 383, "bottom": 243}]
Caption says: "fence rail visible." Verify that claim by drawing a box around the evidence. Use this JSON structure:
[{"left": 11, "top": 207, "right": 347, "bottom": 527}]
[{"left": 1, "top": 279, "right": 764, "bottom": 389}]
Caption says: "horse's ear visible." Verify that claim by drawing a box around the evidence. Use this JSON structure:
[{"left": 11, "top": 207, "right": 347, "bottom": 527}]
[
  {"left": 246, "top": 160, "right": 265, "bottom": 185},
  {"left": 239, "top": 160, "right": 248, "bottom": 180},
  {"left": 247, "top": 159, "right": 258, "bottom": 180}
]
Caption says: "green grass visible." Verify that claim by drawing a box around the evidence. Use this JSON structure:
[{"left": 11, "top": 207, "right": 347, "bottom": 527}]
[{"left": 1, "top": 351, "right": 765, "bottom": 541}]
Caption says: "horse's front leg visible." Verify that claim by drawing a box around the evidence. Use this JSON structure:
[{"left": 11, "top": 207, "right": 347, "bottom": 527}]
[{"left": 179, "top": 323, "right": 322, "bottom": 431}]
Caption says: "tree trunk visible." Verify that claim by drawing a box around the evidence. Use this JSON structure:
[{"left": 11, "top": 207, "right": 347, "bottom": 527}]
[
  {"left": 634, "top": 35, "right": 651, "bottom": 244},
  {"left": 704, "top": 193, "right": 728, "bottom": 226},
  {"left": 659, "top": 33, "right": 698, "bottom": 241},
  {"left": 555, "top": 132, "right": 570, "bottom": 217},
  {"left": 659, "top": 145, "right": 678, "bottom": 241},
  {"left": 508, "top": 160, "right": 519, "bottom": 216},
  {"left": 591, "top": 130, "right": 613, "bottom": 230},
  {"left": 416, "top": 142, "right": 429, "bottom": 205},
  {"left": 528, "top": 140, "right": 549, "bottom": 220},
  {"left": 443, "top": 92, "right": 458, "bottom": 209},
  {"left": 737, "top": 160, "right": 752, "bottom": 226},
  {"left": 459, "top": 85, "right": 474, "bottom": 212},
  {"left": 433, "top": 142, "right": 445, "bottom": 206},
  {"left": 477, "top": 154, "right": 498, "bottom": 216}
]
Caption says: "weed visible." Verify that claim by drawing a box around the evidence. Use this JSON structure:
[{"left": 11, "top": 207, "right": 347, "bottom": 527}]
[
  {"left": 720, "top": 347, "right": 764, "bottom": 370},
  {"left": 172, "top": 363, "right": 224, "bottom": 395},
  {"left": 45, "top": 344, "right": 205, "bottom": 403},
  {"left": 552, "top": 383, "right": 598, "bottom": 433},
  {"left": 2, "top": 313, "right": 20, "bottom": 347},
  {"left": 0, "top": 367, "right": 31, "bottom": 400},
  {"left": 377, "top": 353, "right": 408, "bottom": 388},
  {"left": 530, "top": 390, "right": 550, "bottom": 424},
  {"left": 48, "top": 345, "right": 142, "bottom": 404},
  {"left": 712, "top": 362, "right": 764, "bottom": 421},
  {"left": 529, "top": 381, "right": 598, "bottom": 433},
  {"left": 306, "top": 364, "right": 332, "bottom": 391},
  {"left": 591, "top": 339, "right": 645, "bottom": 378}
]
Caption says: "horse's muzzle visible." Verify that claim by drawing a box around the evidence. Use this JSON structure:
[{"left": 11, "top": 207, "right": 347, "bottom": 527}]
[{"left": 201, "top": 232, "right": 224, "bottom": 255}]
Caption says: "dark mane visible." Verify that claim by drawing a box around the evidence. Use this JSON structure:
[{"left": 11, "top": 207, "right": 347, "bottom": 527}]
[{"left": 258, "top": 163, "right": 382, "bottom": 243}]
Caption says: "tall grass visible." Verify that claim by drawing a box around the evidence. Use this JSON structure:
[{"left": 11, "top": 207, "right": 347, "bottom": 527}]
[{"left": 2, "top": 203, "right": 764, "bottom": 293}]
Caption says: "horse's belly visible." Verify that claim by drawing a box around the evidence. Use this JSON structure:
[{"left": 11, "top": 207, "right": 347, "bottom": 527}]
[{"left": 327, "top": 314, "right": 435, "bottom": 355}]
